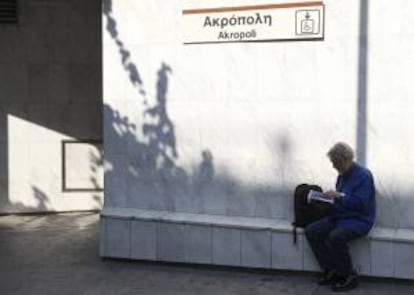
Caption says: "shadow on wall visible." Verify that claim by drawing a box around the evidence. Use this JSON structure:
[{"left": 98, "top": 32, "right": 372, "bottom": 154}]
[
  {"left": 104, "top": 58, "right": 293, "bottom": 218},
  {"left": 89, "top": 145, "right": 105, "bottom": 207},
  {"left": 101, "top": 0, "right": 292, "bottom": 219},
  {"left": 102, "top": 0, "right": 301, "bottom": 214},
  {"left": 373, "top": 181, "right": 414, "bottom": 229},
  {"left": 104, "top": 105, "right": 294, "bottom": 218},
  {"left": 103, "top": 0, "right": 145, "bottom": 96},
  {"left": 101, "top": 0, "right": 410, "bottom": 228},
  {"left": 89, "top": 146, "right": 104, "bottom": 190},
  {"left": 6, "top": 185, "right": 102, "bottom": 214},
  {"left": 8, "top": 187, "right": 53, "bottom": 212}
]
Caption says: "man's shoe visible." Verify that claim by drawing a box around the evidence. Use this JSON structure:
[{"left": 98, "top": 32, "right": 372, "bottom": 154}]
[
  {"left": 331, "top": 274, "right": 359, "bottom": 292},
  {"left": 318, "top": 269, "right": 338, "bottom": 286}
]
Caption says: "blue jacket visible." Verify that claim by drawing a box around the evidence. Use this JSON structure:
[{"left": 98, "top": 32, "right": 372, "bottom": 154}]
[{"left": 332, "top": 162, "right": 376, "bottom": 235}]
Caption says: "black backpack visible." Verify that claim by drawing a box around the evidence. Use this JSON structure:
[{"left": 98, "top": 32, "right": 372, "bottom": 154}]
[{"left": 292, "top": 183, "right": 331, "bottom": 243}]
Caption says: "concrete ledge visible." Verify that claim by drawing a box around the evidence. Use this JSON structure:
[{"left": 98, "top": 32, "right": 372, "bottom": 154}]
[{"left": 100, "top": 207, "right": 414, "bottom": 280}]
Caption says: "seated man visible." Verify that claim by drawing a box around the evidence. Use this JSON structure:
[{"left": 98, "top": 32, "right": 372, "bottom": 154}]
[{"left": 305, "top": 142, "right": 376, "bottom": 292}]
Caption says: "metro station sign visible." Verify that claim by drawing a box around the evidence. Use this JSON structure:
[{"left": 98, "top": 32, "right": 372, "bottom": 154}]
[{"left": 182, "top": 1, "right": 325, "bottom": 44}]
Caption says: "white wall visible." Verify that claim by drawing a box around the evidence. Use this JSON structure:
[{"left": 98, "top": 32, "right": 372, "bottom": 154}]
[
  {"left": 0, "top": 0, "right": 103, "bottom": 213},
  {"left": 103, "top": 0, "right": 414, "bottom": 228}
]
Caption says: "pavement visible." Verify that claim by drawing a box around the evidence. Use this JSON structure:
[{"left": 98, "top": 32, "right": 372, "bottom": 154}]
[{"left": 0, "top": 212, "right": 413, "bottom": 295}]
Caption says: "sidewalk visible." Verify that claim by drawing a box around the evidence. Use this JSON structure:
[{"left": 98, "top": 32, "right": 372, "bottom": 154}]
[{"left": 0, "top": 213, "right": 413, "bottom": 295}]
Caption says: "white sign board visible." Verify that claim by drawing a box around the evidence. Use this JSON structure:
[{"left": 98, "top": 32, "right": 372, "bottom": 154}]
[{"left": 182, "top": 2, "right": 324, "bottom": 44}]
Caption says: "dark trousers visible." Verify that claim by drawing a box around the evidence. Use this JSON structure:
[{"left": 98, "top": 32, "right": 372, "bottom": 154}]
[{"left": 305, "top": 217, "right": 364, "bottom": 277}]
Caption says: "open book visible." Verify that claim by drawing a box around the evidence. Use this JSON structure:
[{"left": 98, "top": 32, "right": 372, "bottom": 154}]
[{"left": 307, "top": 190, "right": 334, "bottom": 204}]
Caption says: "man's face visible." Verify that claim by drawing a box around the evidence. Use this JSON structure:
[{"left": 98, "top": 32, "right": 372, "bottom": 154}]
[{"left": 331, "top": 157, "right": 349, "bottom": 175}]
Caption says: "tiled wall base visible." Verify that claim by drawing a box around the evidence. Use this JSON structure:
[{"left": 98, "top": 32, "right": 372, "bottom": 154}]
[{"left": 100, "top": 208, "right": 414, "bottom": 280}]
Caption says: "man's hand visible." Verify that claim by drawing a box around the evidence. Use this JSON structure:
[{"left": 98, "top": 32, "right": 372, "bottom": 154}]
[{"left": 324, "top": 190, "right": 343, "bottom": 199}]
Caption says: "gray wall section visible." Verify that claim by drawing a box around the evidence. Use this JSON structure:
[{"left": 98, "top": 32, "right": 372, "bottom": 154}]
[{"left": 0, "top": 0, "right": 102, "bottom": 212}]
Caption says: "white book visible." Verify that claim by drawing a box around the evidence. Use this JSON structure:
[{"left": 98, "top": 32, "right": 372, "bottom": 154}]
[{"left": 307, "top": 190, "right": 334, "bottom": 204}]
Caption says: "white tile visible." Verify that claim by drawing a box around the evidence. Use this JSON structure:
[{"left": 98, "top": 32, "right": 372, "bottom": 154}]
[
  {"left": 185, "top": 224, "right": 212, "bottom": 264},
  {"left": 212, "top": 227, "right": 241, "bottom": 266},
  {"left": 240, "top": 229, "right": 271, "bottom": 268},
  {"left": 394, "top": 242, "right": 414, "bottom": 279},
  {"left": 395, "top": 228, "right": 414, "bottom": 243},
  {"left": 303, "top": 238, "right": 321, "bottom": 271},
  {"left": 99, "top": 217, "right": 106, "bottom": 257},
  {"left": 133, "top": 209, "right": 168, "bottom": 221},
  {"left": 157, "top": 222, "right": 185, "bottom": 262},
  {"left": 101, "top": 207, "right": 133, "bottom": 219},
  {"left": 211, "top": 215, "right": 278, "bottom": 230},
  {"left": 371, "top": 240, "right": 394, "bottom": 278},
  {"left": 163, "top": 212, "right": 193, "bottom": 224},
  {"left": 350, "top": 239, "right": 371, "bottom": 276},
  {"left": 303, "top": 233, "right": 371, "bottom": 275},
  {"left": 273, "top": 220, "right": 298, "bottom": 233},
  {"left": 130, "top": 220, "right": 157, "bottom": 260},
  {"left": 272, "top": 232, "right": 303, "bottom": 270},
  {"left": 369, "top": 227, "right": 396, "bottom": 241},
  {"left": 105, "top": 218, "right": 130, "bottom": 258},
  {"left": 394, "top": 228, "right": 414, "bottom": 279}
]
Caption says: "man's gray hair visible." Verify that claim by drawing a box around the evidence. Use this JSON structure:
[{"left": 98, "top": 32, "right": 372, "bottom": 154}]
[{"left": 327, "top": 142, "right": 354, "bottom": 162}]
